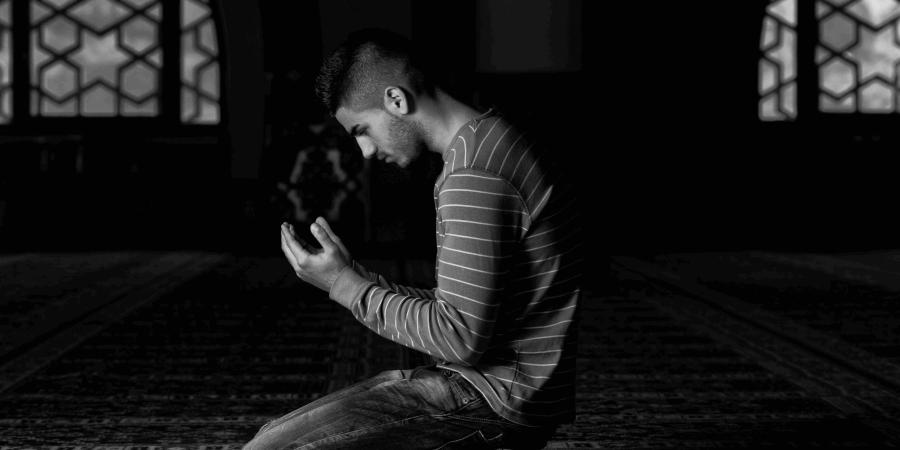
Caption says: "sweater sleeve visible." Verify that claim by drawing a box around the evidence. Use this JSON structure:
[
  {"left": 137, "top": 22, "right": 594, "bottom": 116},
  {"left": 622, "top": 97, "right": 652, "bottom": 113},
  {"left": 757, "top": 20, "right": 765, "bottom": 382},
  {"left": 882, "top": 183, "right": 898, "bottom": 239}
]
[
  {"left": 351, "top": 260, "right": 436, "bottom": 300},
  {"left": 329, "top": 169, "right": 529, "bottom": 365}
]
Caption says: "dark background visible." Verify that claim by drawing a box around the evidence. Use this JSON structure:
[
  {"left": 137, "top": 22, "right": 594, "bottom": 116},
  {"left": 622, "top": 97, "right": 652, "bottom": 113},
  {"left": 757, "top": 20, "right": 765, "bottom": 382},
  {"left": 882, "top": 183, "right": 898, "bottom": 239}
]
[{"left": 0, "top": 0, "right": 896, "bottom": 263}]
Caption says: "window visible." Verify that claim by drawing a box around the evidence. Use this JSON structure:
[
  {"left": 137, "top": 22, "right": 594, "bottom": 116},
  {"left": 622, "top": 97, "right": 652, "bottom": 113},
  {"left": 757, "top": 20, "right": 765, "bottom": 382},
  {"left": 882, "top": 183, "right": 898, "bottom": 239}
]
[
  {"left": 759, "top": 0, "right": 797, "bottom": 120},
  {"left": 0, "top": 0, "right": 11, "bottom": 123},
  {"left": 180, "top": 0, "right": 219, "bottom": 123},
  {"left": 0, "top": 0, "right": 220, "bottom": 125},
  {"left": 759, "top": 0, "right": 900, "bottom": 120}
]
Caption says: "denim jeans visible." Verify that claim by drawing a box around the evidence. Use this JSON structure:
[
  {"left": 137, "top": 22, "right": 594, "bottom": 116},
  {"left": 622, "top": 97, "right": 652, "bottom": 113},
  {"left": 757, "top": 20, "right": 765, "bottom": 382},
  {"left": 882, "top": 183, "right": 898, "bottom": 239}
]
[{"left": 241, "top": 364, "right": 558, "bottom": 449}]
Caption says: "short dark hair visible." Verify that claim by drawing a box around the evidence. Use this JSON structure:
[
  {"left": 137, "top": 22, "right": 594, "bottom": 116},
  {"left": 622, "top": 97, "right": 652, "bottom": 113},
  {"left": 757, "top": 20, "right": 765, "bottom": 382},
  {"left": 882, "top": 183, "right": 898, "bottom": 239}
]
[{"left": 315, "top": 28, "right": 434, "bottom": 116}]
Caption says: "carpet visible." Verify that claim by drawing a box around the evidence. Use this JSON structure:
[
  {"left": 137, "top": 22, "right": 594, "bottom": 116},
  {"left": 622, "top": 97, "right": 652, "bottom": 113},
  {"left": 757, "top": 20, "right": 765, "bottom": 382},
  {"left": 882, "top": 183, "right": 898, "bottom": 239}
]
[{"left": 2, "top": 251, "right": 900, "bottom": 447}]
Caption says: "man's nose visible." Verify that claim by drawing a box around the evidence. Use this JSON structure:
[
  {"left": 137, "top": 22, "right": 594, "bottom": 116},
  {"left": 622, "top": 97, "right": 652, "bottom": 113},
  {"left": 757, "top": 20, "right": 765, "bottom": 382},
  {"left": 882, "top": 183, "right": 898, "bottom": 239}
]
[{"left": 357, "top": 138, "right": 376, "bottom": 159}]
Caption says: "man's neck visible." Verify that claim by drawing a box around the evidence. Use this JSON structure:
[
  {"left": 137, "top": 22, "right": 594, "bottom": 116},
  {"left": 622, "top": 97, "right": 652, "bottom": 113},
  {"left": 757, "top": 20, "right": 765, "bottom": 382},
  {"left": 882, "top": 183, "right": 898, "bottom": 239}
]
[{"left": 423, "top": 89, "right": 483, "bottom": 155}]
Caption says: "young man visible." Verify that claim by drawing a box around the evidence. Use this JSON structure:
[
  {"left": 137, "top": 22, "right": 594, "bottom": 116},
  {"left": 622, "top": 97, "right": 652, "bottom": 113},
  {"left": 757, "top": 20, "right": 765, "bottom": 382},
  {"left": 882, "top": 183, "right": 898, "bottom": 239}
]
[{"left": 244, "top": 29, "right": 583, "bottom": 450}]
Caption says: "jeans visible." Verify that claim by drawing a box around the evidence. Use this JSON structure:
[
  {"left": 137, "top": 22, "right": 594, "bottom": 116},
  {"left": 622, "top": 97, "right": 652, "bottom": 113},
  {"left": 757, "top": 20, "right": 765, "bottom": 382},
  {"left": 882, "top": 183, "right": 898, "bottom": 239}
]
[{"left": 241, "top": 364, "right": 558, "bottom": 449}]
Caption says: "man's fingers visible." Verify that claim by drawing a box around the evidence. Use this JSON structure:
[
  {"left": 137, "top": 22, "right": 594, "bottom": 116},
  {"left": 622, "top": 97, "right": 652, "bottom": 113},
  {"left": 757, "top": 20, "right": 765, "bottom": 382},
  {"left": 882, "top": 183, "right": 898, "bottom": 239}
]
[
  {"left": 316, "top": 217, "right": 351, "bottom": 259},
  {"left": 316, "top": 217, "right": 342, "bottom": 244},
  {"left": 282, "top": 223, "right": 310, "bottom": 263},
  {"left": 310, "top": 222, "right": 337, "bottom": 252},
  {"left": 289, "top": 223, "right": 321, "bottom": 254},
  {"left": 280, "top": 228, "right": 299, "bottom": 269}
]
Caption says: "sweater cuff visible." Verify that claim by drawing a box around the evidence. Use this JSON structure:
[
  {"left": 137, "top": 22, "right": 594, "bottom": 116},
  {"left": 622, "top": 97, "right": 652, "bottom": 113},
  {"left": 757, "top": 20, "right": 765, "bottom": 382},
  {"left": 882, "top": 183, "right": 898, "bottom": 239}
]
[
  {"left": 351, "top": 259, "right": 377, "bottom": 282},
  {"left": 329, "top": 264, "right": 373, "bottom": 310}
]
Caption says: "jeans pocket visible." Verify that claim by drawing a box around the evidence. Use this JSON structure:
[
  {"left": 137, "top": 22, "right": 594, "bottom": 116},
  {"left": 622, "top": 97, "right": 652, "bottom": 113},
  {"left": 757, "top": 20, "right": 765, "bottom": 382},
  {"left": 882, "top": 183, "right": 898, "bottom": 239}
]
[
  {"left": 434, "top": 429, "right": 501, "bottom": 450},
  {"left": 401, "top": 363, "right": 435, "bottom": 380},
  {"left": 442, "top": 370, "right": 489, "bottom": 411}
]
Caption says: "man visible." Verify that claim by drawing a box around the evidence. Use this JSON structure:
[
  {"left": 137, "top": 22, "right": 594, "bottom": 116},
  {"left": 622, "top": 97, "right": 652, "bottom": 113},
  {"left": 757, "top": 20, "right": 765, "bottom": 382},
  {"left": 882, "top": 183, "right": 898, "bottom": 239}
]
[{"left": 244, "top": 29, "right": 583, "bottom": 449}]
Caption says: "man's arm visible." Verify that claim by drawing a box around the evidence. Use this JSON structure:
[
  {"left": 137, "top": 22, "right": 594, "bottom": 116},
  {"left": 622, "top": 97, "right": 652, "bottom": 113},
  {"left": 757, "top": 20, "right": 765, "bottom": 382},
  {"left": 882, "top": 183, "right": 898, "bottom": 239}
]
[
  {"left": 351, "top": 260, "right": 437, "bottom": 300},
  {"left": 285, "top": 217, "right": 436, "bottom": 299},
  {"left": 329, "top": 169, "right": 529, "bottom": 366}
]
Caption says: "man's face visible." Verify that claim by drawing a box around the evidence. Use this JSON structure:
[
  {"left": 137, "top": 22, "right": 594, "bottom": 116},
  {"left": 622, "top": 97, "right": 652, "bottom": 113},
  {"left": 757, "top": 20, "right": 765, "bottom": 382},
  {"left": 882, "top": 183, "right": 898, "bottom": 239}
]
[{"left": 335, "top": 106, "right": 425, "bottom": 168}]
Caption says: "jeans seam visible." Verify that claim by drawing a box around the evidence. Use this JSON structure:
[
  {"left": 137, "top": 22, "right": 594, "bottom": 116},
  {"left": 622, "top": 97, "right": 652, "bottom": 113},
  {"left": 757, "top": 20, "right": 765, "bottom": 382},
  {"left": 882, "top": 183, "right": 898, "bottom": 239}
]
[
  {"left": 431, "top": 430, "right": 487, "bottom": 450},
  {"left": 295, "top": 411, "right": 491, "bottom": 449},
  {"left": 295, "top": 413, "right": 430, "bottom": 449},
  {"left": 442, "top": 411, "right": 509, "bottom": 427},
  {"left": 257, "top": 374, "right": 405, "bottom": 440}
]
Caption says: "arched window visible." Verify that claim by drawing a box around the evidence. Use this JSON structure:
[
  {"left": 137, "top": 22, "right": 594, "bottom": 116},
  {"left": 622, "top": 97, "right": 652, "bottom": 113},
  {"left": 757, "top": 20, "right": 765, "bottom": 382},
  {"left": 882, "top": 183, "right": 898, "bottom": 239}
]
[
  {"left": 0, "top": 0, "right": 220, "bottom": 125},
  {"left": 760, "top": 0, "right": 900, "bottom": 120}
]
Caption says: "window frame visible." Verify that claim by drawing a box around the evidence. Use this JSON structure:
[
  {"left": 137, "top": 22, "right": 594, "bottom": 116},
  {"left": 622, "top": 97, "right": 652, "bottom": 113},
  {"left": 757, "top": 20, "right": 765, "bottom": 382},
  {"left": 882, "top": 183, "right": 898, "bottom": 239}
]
[
  {"left": 761, "top": 0, "right": 900, "bottom": 132},
  {"left": 0, "top": 0, "right": 225, "bottom": 138}
]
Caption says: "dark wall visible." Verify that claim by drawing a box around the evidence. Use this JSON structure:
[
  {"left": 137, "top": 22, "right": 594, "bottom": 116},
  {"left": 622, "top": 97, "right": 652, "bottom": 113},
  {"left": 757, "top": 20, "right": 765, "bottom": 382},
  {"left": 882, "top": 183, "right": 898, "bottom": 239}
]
[
  {"left": 594, "top": 1, "right": 765, "bottom": 253},
  {"left": 593, "top": 1, "right": 900, "bottom": 253},
  {"left": 4, "top": 0, "right": 896, "bottom": 255}
]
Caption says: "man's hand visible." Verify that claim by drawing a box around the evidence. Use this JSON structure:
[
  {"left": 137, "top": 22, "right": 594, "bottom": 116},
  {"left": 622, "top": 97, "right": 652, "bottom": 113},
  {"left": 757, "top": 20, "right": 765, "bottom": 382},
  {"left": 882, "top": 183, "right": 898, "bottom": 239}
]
[
  {"left": 313, "top": 217, "right": 352, "bottom": 263},
  {"left": 280, "top": 217, "right": 351, "bottom": 292}
]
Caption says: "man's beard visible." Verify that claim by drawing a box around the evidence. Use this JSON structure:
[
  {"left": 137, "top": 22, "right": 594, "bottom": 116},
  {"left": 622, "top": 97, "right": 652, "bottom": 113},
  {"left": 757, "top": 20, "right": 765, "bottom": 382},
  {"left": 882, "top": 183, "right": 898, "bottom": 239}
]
[{"left": 387, "top": 115, "right": 427, "bottom": 167}]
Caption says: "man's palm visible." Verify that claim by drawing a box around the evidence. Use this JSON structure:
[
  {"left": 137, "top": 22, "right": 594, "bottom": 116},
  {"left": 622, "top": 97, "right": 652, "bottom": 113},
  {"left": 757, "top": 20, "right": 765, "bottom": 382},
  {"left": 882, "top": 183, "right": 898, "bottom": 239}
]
[{"left": 280, "top": 217, "right": 351, "bottom": 292}]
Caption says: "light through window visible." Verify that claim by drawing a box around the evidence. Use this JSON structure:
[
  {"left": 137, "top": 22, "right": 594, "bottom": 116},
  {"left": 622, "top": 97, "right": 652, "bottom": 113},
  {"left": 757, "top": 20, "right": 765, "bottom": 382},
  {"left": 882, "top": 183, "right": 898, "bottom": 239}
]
[
  {"left": 0, "top": 0, "right": 221, "bottom": 124},
  {"left": 0, "top": 0, "right": 11, "bottom": 123},
  {"left": 760, "top": 0, "right": 900, "bottom": 120}
]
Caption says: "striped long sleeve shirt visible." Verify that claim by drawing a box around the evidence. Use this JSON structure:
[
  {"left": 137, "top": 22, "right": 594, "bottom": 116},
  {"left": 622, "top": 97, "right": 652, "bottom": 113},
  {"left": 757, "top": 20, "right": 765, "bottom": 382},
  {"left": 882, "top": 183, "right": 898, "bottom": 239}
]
[{"left": 329, "top": 109, "right": 584, "bottom": 427}]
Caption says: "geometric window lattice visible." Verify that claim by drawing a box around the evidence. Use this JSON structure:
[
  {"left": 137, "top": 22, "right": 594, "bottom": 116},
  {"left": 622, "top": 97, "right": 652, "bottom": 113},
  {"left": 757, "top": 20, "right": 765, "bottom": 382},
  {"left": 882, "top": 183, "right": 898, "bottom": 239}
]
[
  {"left": 759, "top": 0, "right": 900, "bottom": 120},
  {"left": 819, "top": 0, "right": 900, "bottom": 113},
  {"left": 0, "top": 0, "right": 222, "bottom": 124},
  {"left": 31, "top": 0, "right": 162, "bottom": 116},
  {"left": 180, "top": 0, "right": 218, "bottom": 124},
  {"left": 0, "top": 0, "right": 11, "bottom": 123},
  {"left": 759, "top": 0, "right": 797, "bottom": 121}
]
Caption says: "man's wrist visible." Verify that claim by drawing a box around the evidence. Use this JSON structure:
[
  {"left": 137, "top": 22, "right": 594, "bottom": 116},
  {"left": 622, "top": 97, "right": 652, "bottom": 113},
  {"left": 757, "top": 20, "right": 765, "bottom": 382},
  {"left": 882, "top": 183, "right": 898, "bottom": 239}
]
[{"left": 328, "top": 264, "right": 371, "bottom": 310}]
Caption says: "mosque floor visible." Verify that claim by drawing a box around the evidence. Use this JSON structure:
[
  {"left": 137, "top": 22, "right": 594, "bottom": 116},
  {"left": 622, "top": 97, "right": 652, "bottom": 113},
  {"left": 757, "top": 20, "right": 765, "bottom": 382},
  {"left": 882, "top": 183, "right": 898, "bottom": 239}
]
[{"left": 1, "top": 250, "right": 899, "bottom": 448}]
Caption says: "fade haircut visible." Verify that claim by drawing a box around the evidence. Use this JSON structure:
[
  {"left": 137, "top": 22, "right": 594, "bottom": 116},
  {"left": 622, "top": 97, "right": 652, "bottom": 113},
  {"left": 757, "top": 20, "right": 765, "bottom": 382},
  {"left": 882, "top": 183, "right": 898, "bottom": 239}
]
[{"left": 315, "top": 28, "right": 434, "bottom": 116}]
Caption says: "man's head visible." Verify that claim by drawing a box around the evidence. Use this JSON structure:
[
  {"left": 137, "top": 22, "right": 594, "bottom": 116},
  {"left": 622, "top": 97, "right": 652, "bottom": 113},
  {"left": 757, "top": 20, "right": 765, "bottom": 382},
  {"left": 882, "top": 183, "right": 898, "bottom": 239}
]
[{"left": 315, "top": 28, "right": 434, "bottom": 168}]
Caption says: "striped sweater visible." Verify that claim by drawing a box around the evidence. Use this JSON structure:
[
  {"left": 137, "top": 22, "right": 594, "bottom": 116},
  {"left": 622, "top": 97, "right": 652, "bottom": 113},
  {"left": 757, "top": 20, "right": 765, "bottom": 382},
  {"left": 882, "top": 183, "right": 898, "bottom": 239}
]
[{"left": 329, "top": 109, "right": 584, "bottom": 427}]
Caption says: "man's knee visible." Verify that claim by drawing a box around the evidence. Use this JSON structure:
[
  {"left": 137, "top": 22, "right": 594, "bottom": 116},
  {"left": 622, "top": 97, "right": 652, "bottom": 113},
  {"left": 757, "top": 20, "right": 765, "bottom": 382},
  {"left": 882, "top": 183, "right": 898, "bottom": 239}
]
[
  {"left": 242, "top": 407, "right": 315, "bottom": 449},
  {"left": 241, "top": 432, "right": 271, "bottom": 450}
]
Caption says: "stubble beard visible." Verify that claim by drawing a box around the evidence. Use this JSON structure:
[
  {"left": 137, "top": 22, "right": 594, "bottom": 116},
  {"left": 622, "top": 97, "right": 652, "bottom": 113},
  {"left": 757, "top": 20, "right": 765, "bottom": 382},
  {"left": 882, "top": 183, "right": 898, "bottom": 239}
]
[{"left": 387, "top": 115, "right": 428, "bottom": 168}]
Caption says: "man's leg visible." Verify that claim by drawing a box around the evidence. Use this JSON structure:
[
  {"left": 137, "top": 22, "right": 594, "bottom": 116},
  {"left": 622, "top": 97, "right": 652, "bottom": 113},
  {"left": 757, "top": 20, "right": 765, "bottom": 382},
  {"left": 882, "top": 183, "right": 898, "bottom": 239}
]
[{"left": 242, "top": 365, "right": 510, "bottom": 450}]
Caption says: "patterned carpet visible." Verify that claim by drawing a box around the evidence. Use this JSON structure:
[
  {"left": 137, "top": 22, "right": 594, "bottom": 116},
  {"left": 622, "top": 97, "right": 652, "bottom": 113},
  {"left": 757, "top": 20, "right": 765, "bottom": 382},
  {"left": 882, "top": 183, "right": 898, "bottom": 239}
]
[
  {"left": 605, "top": 254, "right": 900, "bottom": 447},
  {"left": 1, "top": 251, "right": 900, "bottom": 448}
]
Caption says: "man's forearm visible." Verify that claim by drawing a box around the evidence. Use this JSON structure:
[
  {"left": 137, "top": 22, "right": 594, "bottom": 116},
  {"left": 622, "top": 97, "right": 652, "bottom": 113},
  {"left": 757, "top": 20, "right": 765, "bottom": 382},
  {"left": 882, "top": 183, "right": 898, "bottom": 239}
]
[
  {"left": 351, "top": 260, "right": 437, "bottom": 300},
  {"left": 328, "top": 265, "right": 489, "bottom": 366}
]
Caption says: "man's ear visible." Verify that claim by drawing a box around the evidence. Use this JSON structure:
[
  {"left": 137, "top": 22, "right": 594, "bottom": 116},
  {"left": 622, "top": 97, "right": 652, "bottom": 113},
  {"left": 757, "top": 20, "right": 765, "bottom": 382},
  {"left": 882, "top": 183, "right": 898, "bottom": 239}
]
[{"left": 383, "top": 86, "right": 412, "bottom": 116}]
